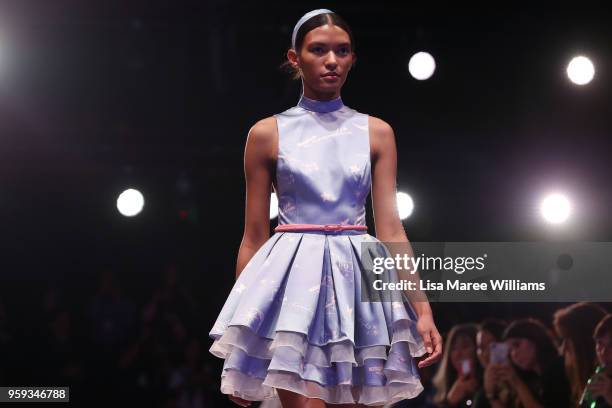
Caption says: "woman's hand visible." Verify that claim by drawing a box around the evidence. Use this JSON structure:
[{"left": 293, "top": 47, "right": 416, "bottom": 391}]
[
  {"left": 228, "top": 395, "right": 252, "bottom": 407},
  {"left": 496, "top": 363, "right": 520, "bottom": 387},
  {"left": 588, "top": 374, "right": 612, "bottom": 405},
  {"left": 447, "top": 374, "right": 479, "bottom": 406},
  {"left": 484, "top": 364, "right": 500, "bottom": 395},
  {"left": 416, "top": 313, "right": 443, "bottom": 368}
]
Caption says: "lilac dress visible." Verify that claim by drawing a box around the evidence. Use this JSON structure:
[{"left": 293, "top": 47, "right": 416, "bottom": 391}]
[{"left": 209, "top": 95, "right": 425, "bottom": 405}]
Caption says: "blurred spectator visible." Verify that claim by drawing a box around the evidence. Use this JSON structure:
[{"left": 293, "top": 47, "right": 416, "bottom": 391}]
[
  {"left": 167, "top": 337, "right": 214, "bottom": 408},
  {"left": 117, "top": 321, "right": 169, "bottom": 406},
  {"left": 39, "top": 310, "right": 85, "bottom": 386},
  {"left": 87, "top": 269, "right": 137, "bottom": 406},
  {"left": 554, "top": 302, "right": 607, "bottom": 404},
  {"left": 433, "top": 323, "right": 483, "bottom": 407},
  {"left": 474, "top": 319, "right": 507, "bottom": 408},
  {"left": 477, "top": 319, "right": 507, "bottom": 369},
  {"left": 489, "top": 318, "right": 571, "bottom": 408},
  {"left": 89, "top": 269, "right": 137, "bottom": 352},
  {"left": 581, "top": 314, "right": 612, "bottom": 407},
  {"left": 144, "top": 263, "right": 198, "bottom": 338}
]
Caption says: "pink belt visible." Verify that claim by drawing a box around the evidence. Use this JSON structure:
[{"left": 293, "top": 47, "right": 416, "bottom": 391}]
[{"left": 275, "top": 223, "right": 368, "bottom": 233}]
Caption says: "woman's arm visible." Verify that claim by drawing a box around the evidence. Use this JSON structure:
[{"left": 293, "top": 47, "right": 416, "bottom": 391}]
[
  {"left": 512, "top": 380, "right": 544, "bottom": 408},
  {"left": 369, "top": 116, "right": 442, "bottom": 367},
  {"left": 497, "top": 364, "right": 544, "bottom": 408},
  {"left": 235, "top": 117, "right": 277, "bottom": 280}
]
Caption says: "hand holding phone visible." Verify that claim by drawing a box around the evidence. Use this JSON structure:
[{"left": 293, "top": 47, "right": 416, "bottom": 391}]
[
  {"left": 489, "top": 342, "right": 509, "bottom": 365},
  {"left": 461, "top": 359, "right": 472, "bottom": 376}
]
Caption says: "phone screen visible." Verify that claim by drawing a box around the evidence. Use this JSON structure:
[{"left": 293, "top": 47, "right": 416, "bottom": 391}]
[
  {"left": 489, "top": 342, "right": 509, "bottom": 365},
  {"left": 461, "top": 359, "right": 471, "bottom": 375}
]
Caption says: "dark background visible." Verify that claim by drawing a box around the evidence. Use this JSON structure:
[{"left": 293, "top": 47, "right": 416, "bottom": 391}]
[{"left": 0, "top": 1, "right": 611, "bottom": 406}]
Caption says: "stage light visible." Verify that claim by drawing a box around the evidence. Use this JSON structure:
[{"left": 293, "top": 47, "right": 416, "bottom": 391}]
[
  {"left": 117, "top": 188, "right": 145, "bottom": 217},
  {"left": 540, "top": 193, "right": 571, "bottom": 224},
  {"left": 566, "top": 56, "right": 594, "bottom": 85},
  {"left": 396, "top": 191, "right": 414, "bottom": 220},
  {"left": 408, "top": 52, "right": 436, "bottom": 80},
  {"left": 270, "top": 192, "right": 278, "bottom": 220}
]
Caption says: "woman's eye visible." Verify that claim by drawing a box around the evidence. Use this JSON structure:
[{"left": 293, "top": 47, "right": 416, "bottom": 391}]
[{"left": 338, "top": 48, "right": 349, "bottom": 55}]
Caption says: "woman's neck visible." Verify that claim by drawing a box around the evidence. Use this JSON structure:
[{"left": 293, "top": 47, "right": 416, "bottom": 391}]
[
  {"left": 302, "top": 84, "right": 340, "bottom": 101},
  {"left": 298, "top": 93, "right": 344, "bottom": 113}
]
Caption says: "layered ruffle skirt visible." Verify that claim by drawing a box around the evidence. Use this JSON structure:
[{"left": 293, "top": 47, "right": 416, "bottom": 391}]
[{"left": 209, "top": 232, "right": 426, "bottom": 406}]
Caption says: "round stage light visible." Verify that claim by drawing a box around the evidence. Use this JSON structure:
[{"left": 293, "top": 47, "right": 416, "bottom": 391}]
[
  {"left": 540, "top": 193, "right": 571, "bottom": 224},
  {"left": 397, "top": 191, "right": 414, "bottom": 220},
  {"left": 566, "top": 56, "right": 595, "bottom": 85},
  {"left": 408, "top": 52, "right": 436, "bottom": 80},
  {"left": 117, "top": 188, "right": 145, "bottom": 217}
]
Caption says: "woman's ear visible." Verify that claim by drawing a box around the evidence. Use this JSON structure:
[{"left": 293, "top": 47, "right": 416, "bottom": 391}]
[
  {"left": 287, "top": 48, "right": 299, "bottom": 69},
  {"left": 351, "top": 52, "right": 357, "bottom": 69}
]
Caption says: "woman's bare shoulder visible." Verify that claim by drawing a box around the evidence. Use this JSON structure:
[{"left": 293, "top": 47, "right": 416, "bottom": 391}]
[
  {"left": 246, "top": 116, "right": 278, "bottom": 150},
  {"left": 368, "top": 115, "right": 394, "bottom": 137},
  {"left": 247, "top": 116, "right": 278, "bottom": 160},
  {"left": 367, "top": 115, "right": 396, "bottom": 157},
  {"left": 249, "top": 116, "right": 277, "bottom": 139}
]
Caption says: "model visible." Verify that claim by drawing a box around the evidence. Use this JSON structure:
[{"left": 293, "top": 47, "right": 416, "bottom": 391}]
[{"left": 209, "top": 9, "right": 443, "bottom": 408}]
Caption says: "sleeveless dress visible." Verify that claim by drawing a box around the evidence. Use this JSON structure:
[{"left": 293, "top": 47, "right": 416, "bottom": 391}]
[{"left": 209, "top": 95, "right": 426, "bottom": 406}]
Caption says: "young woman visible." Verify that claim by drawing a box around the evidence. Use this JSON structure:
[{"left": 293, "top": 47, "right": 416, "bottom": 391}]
[
  {"left": 583, "top": 314, "right": 612, "bottom": 407},
  {"left": 474, "top": 319, "right": 508, "bottom": 408},
  {"left": 476, "top": 319, "right": 507, "bottom": 369},
  {"left": 490, "top": 318, "right": 571, "bottom": 408},
  {"left": 432, "top": 323, "right": 483, "bottom": 407},
  {"left": 553, "top": 302, "right": 607, "bottom": 404},
  {"left": 207, "top": 8, "right": 442, "bottom": 408}
]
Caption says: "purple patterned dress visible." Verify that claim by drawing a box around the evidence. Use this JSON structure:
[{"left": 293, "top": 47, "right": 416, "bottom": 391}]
[{"left": 209, "top": 94, "right": 425, "bottom": 405}]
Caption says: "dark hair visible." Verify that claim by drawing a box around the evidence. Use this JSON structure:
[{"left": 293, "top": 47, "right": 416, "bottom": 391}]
[
  {"left": 479, "top": 318, "right": 507, "bottom": 341},
  {"left": 553, "top": 302, "right": 607, "bottom": 401},
  {"left": 280, "top": 11, "right": 356, "bottom": 80},
  {"left": 594, "top": 314, "right": 612, "bottom": 339},
  {"left": 503, "top": 318, "right": 558, "bottom": 373}
]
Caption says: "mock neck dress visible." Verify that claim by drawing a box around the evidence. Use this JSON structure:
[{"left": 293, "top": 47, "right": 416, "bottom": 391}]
[{"left": 209, "top": 94, "right": 426, "bottom": 405}]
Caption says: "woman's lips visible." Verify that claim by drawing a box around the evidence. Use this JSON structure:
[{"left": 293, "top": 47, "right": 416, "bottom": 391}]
[{"left": 322, "top": 74, "right": 340, "bottom": 81}]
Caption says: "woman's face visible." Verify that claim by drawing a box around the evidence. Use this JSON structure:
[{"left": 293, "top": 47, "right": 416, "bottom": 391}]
[
  {"left": 595, "top": 333, "right": 612, "bottom": 374},
  {"left": 508, "top": 337, "right": 538, "bottom": 371},
  {"left": 450, "top": 334, "right": 476, "bottom": 375},
  {"left": 292, "top": 24, "right": 355, "bottom": 97},
  {"left": 476, "top": 329, "right": 495, "bottom": 367}
]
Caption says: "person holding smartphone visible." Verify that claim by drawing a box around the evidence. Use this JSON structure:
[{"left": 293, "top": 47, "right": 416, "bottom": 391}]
[
  {"left": 433, "top": 324, "right": 483, "bottom": 407},
  {"left": 471, "top": 319, "right": 508, "bottom": 408},
  {"left": 488, "top": 319, "right": 571, "bottom": 408}
]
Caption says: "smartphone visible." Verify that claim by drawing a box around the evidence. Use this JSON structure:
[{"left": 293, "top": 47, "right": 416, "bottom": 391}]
[
  {"left": 489, "top": 342, "right": 509, "bottom": 365},
  {"left": 461, "top": 359, "right": 471, "bottom": 375}
]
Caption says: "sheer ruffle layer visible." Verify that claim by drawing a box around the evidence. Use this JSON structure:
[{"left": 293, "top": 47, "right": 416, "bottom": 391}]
[
  {"left": 210, "top": 323, "right": 425, "bottom": 405},
  {"left": 221, "top": 368, "right": 423, "bottom": 406},
  {"left": 210, "top": 320, "right": 425, "bottom": 367}
]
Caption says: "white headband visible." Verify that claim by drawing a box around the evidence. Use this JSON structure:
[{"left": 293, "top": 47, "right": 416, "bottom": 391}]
[{"left": 291, "top": 8, "right": 333, "bottom": 49}]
